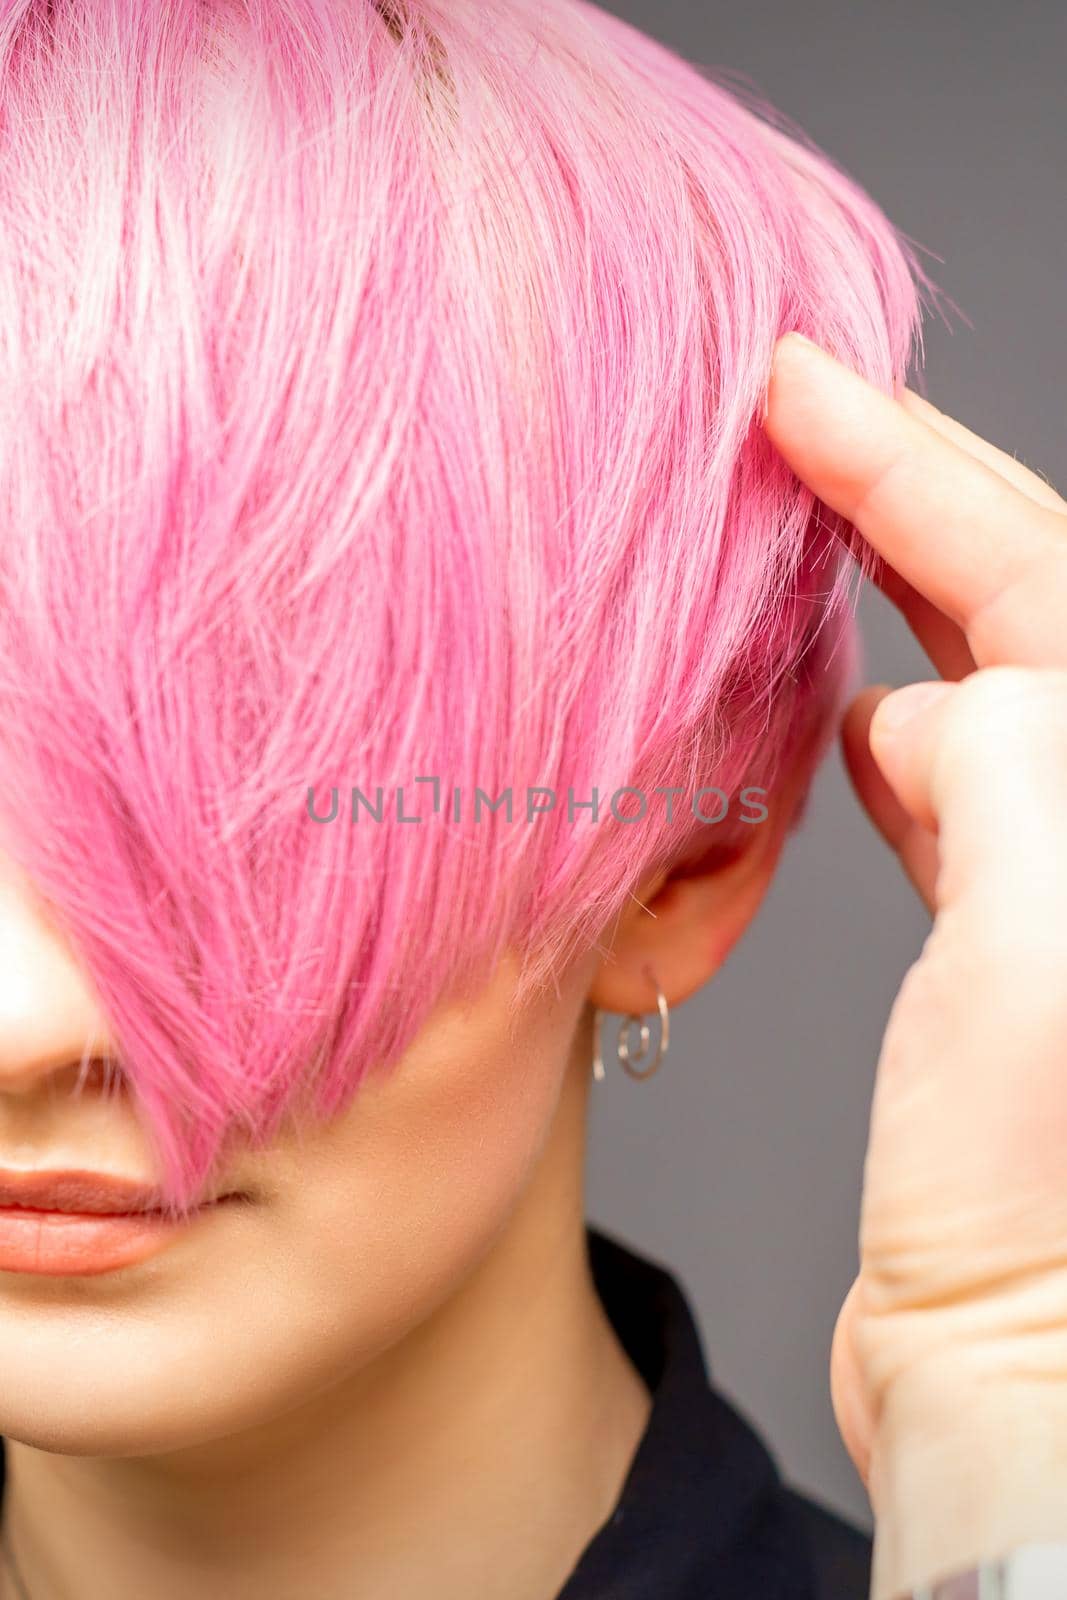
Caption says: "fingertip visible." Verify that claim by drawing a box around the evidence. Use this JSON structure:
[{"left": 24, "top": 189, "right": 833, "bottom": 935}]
[
  {"left": 765, "top": 334, "right": 823, "bottom": 445},
  {"left": 870, "top": 681, "right": 952, "bottom": 743},
  {"left": 764, "top": 333, "right": 854, "bottom": 456},
  {"left": 777, "top": 329, "right": 819, "bottom": 355},
  {"left": 769, "top": 330, "right": 822, "bottom": 386},
  {"left": 840, "top": 683, "right": 893, "bottom": 739}
]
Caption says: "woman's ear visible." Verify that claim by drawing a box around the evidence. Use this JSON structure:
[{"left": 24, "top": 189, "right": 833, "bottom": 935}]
[{"left": 587, "top": 760, "right": 811, "bottom": 1017}]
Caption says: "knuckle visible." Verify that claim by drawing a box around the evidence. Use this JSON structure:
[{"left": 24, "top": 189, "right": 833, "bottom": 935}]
[
  {"left": 950, "top": 665, "right": 1067, "bottom": 735},
  {"left": 931, "top": 668, "right": 1067, "bottom": 804},
  {"left": 849, "top": 439, "right": 913, "bottom": 530}
]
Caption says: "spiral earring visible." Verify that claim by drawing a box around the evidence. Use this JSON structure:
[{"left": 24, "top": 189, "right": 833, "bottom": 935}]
[{"left": 591, "top": 964, "right": 670, "bottom": 1082}]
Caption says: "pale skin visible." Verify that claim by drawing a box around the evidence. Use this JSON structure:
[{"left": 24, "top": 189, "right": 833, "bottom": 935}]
[{"left": 0, "top": 333, "right": 1064, "bottom": 1600}]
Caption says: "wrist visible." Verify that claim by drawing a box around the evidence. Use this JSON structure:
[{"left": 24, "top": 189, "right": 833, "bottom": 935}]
[{"left": 869, "top": 1350, "right": 1067, "bottom": 1600}]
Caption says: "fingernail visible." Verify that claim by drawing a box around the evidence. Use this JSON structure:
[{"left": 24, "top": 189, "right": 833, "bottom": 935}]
[
  {"left": 771, "top": 332, "right": 827, "bottom": 380},
  {"left": 872, "top": 681, "right": 951, "bottom": 735},
  {"left": 770, "top": 332, "right": 823, "bottom": 392}
]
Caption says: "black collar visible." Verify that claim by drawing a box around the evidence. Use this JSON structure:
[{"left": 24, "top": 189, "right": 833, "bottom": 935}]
[{"left": 557, "top": 1226, "right": 866, "bottom": 1599}]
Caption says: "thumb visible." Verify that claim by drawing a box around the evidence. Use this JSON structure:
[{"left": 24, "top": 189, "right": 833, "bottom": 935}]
[
  {"left": 830, "top": 1276, "right": 875, "bottom": 1494},
  {"left": 840, "top": 684, "right": 940, "bottom": 911},
  {"left": 866, "top": 679, "right": 956, "bottom": 833}
]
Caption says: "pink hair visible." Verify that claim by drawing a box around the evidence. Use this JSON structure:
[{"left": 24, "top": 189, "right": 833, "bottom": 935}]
[{"left": 0, "top": 0, "right": 927, "bottom": 1213}]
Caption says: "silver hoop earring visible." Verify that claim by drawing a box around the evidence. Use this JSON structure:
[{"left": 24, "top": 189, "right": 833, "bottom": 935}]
[{"left": 591, "top": 965, "right": 670, "bottom": 1083}]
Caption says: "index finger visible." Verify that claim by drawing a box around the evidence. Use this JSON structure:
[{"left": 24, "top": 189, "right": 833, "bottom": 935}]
[{"left": 762, "top": 334, "right": 1066, "bottom": 640}]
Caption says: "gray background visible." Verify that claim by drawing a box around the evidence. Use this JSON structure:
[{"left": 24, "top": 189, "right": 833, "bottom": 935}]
[{"left": 586, "top": 0, "right": 1066, "bottom": 1530}]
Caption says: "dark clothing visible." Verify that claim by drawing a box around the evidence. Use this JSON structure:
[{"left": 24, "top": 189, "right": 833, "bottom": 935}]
[
  {"left": 0, "top": 1225, "right": 872, "bottom": 1598},
  {"left": 554, "top": 1226, "right": 871, "bottom": 1598}
]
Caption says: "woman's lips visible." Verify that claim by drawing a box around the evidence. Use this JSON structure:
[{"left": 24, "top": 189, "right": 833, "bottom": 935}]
[
  {"left": 0, "top": 1166, "right": 251, "bottom": 1276},
  {"left": 0, "top": 1194, "right": 248, "bottom": 1276}
]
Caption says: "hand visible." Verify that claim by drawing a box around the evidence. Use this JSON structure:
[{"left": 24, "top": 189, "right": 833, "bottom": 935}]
[{"left": 764, "top": 334, "right": 1067, "bottom": 1600}]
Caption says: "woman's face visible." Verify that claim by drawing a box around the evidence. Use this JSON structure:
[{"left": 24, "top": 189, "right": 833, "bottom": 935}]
[{"left": 0, "top": 847, "right": 598, "bottom": 1456}]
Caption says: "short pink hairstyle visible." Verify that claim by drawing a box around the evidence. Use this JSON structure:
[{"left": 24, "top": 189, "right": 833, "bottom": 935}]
[{"left": 0, "top": 0, "right": 926, "bottom": 1212}]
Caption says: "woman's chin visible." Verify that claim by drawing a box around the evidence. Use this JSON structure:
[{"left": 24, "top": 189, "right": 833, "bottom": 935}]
[{"left": 0, "top": 1338, "right": 279, "bottom": 1459}]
